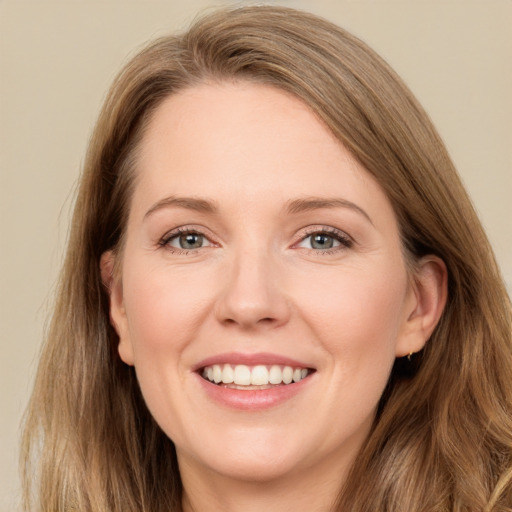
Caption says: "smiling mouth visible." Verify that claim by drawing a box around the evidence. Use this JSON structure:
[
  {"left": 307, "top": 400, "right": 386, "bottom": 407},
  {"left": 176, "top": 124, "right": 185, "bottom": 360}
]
[{"left": 201, "top": 364, "right": 314, "bottom": 389}]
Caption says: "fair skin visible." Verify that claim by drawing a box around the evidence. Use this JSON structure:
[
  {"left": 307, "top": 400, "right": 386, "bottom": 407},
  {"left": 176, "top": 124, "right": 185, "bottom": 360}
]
[{"left": 102, "top": 82, "right": 446, "bottom": 512}]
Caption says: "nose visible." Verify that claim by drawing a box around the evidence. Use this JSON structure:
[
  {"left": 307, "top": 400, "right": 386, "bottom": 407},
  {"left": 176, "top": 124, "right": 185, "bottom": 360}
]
[{"left": 214, "top": 246, "right": 291, "bottom": 330}]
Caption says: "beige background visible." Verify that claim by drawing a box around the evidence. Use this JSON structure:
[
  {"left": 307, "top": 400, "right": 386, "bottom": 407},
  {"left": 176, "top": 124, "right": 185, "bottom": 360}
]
[{"left": 1, "top": 1, "right": 510, "bottom": 510}]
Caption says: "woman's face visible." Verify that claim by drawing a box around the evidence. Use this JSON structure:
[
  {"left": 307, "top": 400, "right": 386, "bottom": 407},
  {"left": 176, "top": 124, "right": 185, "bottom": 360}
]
[{"left": 109, "top": 82, "right": 425, "bottom": 485}]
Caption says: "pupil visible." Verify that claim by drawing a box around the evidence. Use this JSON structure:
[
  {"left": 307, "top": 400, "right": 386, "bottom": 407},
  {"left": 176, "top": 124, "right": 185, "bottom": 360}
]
[
  {"left": 312, "top": 234, "right": 333, "bottom": 249},
  {"left": 180, "top": 233, "right": 203, "bottom": 249}
]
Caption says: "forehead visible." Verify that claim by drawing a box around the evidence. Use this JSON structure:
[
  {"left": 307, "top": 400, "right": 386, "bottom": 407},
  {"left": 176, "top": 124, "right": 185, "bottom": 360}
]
[
  {"left": 131, "top": 81, "right": 396, "bottom": 228},
  {"left": 138, "top": 81, "right": 350, "bottom": 177}
]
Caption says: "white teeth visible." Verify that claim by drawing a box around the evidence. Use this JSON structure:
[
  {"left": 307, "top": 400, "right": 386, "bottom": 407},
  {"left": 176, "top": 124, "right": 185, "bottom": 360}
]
[
  {"left": 234, "top": 365, "right": 251, "bottom": 385},
  {"left": 202, "top": 364, "right": 311, "bottom": 387},
  {"left": 269, "top": 365, "right": 282, "bottom": 384},
  {"left": 212, "top": 365, "right": 222, "bottom": 383},
  {"left": 282, "top": 366, "right": 293, "bottom": 384},
  {"left": 221, "top": 364, "right": 234, "bottom": 384},
  {"left": 251, "top": 365, "right": 269, "bottom": 385}
]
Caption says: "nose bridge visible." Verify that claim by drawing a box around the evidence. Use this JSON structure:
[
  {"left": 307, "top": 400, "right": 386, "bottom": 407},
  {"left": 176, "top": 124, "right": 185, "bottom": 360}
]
[{"left": 215, "top": 238, "right": 289, "bottom": 328}]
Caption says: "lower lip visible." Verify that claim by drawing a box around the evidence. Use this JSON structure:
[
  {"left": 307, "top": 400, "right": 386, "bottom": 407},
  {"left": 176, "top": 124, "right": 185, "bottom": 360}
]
[{"left": 196, "top": 373, "right": 312, "bottom": 411}]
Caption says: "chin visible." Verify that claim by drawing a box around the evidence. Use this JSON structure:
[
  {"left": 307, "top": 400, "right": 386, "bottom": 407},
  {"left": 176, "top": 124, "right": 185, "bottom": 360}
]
[
  {"left": 177, "top": 425, "right": 314, "bottom": 483},
  {"left": 199, "top": 452, "right": 303, "bottom": 483}
]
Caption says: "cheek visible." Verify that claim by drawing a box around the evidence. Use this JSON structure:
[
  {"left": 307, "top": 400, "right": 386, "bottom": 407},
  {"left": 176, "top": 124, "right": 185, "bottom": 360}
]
[
  {"left": 121, "top": 258, "right": 214, "bottom": 359},
  {"left": 119, "top": 259, "right": 215, "bottom": 437},
  {"left": 295, "top": 261, "right": 408, "bottom": 364}
]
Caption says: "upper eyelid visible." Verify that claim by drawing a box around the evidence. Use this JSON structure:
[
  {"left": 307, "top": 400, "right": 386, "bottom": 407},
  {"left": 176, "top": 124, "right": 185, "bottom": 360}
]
[
  {"left": 165, "top": 228, "right": 208, "bottom": 242},
  {"left": 292, "top": 227, "right": 355, "bottom": 253},
  {"left": 160, "top": 225, "right": 217, "bottom": 243},
  {"left": 297, "top": 225, "right": 353, "bottom": 241},
  {"left": 159, "top": 227, "right": 217, "bottom": 254}
]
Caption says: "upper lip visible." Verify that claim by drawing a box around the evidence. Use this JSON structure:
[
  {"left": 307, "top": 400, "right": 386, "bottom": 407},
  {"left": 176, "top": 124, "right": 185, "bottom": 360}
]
[{"left": 192, "top": 352, "right": 315, "bottom": 372}]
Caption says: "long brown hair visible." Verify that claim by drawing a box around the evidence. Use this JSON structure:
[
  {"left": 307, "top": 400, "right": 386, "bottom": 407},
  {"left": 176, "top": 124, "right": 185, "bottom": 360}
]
[{"left": 21, "top": 6, "right": 512, "bottom": 511}]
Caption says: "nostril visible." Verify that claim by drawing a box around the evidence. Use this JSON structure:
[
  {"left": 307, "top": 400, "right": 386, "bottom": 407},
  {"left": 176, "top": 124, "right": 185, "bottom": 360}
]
[{"left": 222, "top": 316, "right": 275, "bottom": 327}]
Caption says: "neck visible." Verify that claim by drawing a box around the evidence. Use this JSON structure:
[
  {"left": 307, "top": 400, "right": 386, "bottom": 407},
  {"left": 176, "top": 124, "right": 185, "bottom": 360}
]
[{"left": 179, "top": 451, "right": 349, "bottom": 512}]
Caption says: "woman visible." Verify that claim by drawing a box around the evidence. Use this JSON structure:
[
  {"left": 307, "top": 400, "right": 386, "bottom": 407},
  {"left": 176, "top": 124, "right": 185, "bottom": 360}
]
[{"left": 21, "top": 5, "right": 512, "bottom": 511}]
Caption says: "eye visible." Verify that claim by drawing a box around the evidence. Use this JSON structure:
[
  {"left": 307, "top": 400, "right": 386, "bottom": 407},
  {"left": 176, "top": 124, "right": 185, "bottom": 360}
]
[
  {"left": 296, "top": 229, "right": 352, "bottom": 251},
  {"left": 161, "top": 229, "right": 213, "bottom": 251}
]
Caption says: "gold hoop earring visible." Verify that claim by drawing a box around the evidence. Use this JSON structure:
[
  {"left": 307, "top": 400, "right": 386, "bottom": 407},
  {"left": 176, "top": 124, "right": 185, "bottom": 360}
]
[{"left": 407, "top": 352, "right": 414, "bottom": 362}]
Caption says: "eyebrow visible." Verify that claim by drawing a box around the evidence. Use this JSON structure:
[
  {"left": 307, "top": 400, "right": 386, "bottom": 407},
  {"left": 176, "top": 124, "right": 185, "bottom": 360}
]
[
  {"left": 285, "top": 197, "right": 373, "bottom": 225},
  {"left": 143, "top": 195, "right": 372, "bottom": 225},
  {"left": 144, "top": 196, "right": 218, "bottom": 220}
]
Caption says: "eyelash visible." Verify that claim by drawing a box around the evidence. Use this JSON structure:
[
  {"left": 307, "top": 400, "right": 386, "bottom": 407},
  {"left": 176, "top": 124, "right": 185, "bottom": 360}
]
[
  {"left": 296, "top": 226, "right": 353, "bottom": 255},
  {"left": 159, "top": 227, "right": 215, "bottom": 255},
  {"left": 158, "top": 225, "right": 353, "bottom": 255}
]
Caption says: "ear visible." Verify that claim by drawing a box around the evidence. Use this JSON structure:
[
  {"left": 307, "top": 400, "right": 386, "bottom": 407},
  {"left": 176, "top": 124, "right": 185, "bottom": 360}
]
[
  {"left": 395, "top": 256, "right": 448, "bottom": 357},
  {"left": 100, "top": 250, "right": 134, "bottom": 366}
]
